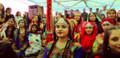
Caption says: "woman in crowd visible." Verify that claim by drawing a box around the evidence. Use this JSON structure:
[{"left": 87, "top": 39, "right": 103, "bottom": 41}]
[
  {"left": 90, "top": 25, "right": 120, "bottom": 58},
  {"left": 0, "top": 3, "right": 6, "bottom": 28},
  {"left": 1, "top": 16, "right": 17, "bottom": 45},
  {"left": 107, "top": 9, "right": 117, "bottom": 25},
  {"left": 116, "top": 10, "right": 120, "bottom": 26},
  {"left": 25, "top": 24, "right": 42, "bottom": 58},
  {"left": 30, "top": 14, "right": 35, "bottom": 23},
  {"left": 29, "top": 15, "right": 43, "bottom": 34},
  {"left": 69, "top": 19, "right": 80, "bottom": 42},
  {"left": 74, "top": 13, "right": 85, "bottom": 34},
  {"left": 101, "top": 14, "right": 105, "bottom": 20},
  {"left": 43, "top": 18, "right": 84, "bottom": 58},
  {"left": 88, "top": 12, "right": 102, "bottom": 34},
  {"left": 23, "top": 12, "right": 30, "bottom": 28},
  {"left": 5, "top": 7, "right": 14, "bottom": 22},
  {"left": 15, "top": 11, "right": 23, "bottom": 28},
  {"left": 92, "top": 18, "right": 114, "bottom": 52},
  {"left": 13, "top": 19, "right": 30, "bottom": 58},
  {"left": 80, "top": 22, "right": 97, "bottom": 58}
]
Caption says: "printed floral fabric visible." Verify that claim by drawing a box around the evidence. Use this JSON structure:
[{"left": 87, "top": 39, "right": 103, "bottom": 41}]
[
  {"left": 25, "top": 33, "right": 42, "bottom": 55},
  {"left": 13, "top": 29, "right": 29, "bottom": 51},
  {"left": 43, "top": 41, "right": 84, "bottom": 58}
]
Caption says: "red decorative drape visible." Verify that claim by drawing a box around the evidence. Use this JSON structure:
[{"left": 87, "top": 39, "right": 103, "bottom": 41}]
[
  {"left": 46, "top": 0, "right": 53, "bottom": 45},
  {"left": 47, "top": 0, "right": 52, "bottom": 31}
]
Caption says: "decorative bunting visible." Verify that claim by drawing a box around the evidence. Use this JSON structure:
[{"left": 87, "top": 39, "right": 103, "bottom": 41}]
[
  {"left": 94, "top": 5, "right": 97, "bottom": 7},
  {"left": 105, "top": 5, "right": 108, "bottom": 6}
]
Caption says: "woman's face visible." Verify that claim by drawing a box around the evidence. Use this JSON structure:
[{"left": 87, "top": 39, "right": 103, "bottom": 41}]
[
  {"left": 90, "top": 13, "right": 96, "bottom": 22},
  {"left": 34, "top": 16, "right": 38, "bottom": 22},
  {"left": 32, "top": 26, "right": 37, "bottom": 33},
  {"left": 85, "top": 26, "right": 94, "bottom": 35},
  {"left": 107, "top": 11, "right": 116, "bottom": 20},
  {"left": 18, "top": 12, "right": 21, "bottom": 16},
  {"left": 109, "top": 29, "right": 120, "bottom": 54},
  {"left": 101, "top": 15, "right": 105, "bottom": 20},
  {"left": 8, "top": 18, "right": 15, "bottom": 27},
  {"left": 0, "top": 4, "right": 3, "bottom": 10},
  {"left": 7, "top": 9, "right": 11, "bottom": 13},
  {"left": 118, "top": 11, "right": 120, "bottom": 18},
  {"left": 74, "top": 14, "right": 80, "bottom": 22},
  {"left": 102, "top": 23, "right": 112, "bottom": 31},
  {"left": 55, "top": 22, "right": 69, "bottom": 38},
  {"left": 19, "top": 21, "right": 25, "bottom": 28}
]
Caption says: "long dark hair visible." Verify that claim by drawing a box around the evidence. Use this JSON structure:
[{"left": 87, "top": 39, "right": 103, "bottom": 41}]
[
  {"left": 102, "top": 25, "right": 120, "bottom": 58},
  {"left": 23, "top": 12, "right": 29, "bottom": 19},
  {"left": 101, "top": 14, "right": 105, "bottom": 19},
  {"left": 78, "top": 15, "right": 82, "bottom": 25},
  {"left": 23, "top": 12, "right": 30, "bottom": 25},
  {"left": 30, "top": 24, "right": 38, "bottom": 33},
  {"left": 88, "top": 12, "right": 99, "bottom": 24},
  {"left": 117, "top": 10, "right": 120, "bottom": 22},
  {"left": 89, "top": 25, "right": 120, "bottom": 58},
  {"left": 17, "top": 19, "right": 27, "bottom": 42},
  {"left": 34, "top": 15, "right": 41, "bottom": 31},
  {"left": 47, "top": 18, "right": 74, "bottom": 58},
  {"left": 0, "top": 3, "right": 5, "bottom": 19},
  {"left": 15, "top": 11, "right": 21, "bottom": 17},
  {"left": 5, "top": 17, "right": 16, "bottom": 38},
  {"left": 88, "top": 12, "right": 101, "bottom": 33},
  {"left": 5, "top": 7, "right": 11, "bottom": 12}
]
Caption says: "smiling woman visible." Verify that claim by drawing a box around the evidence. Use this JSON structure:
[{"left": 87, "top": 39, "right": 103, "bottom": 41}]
[
  {"left": 90, "top": 25, "right": 120, "bottom": 58},
  {"left": 80, "top": 22, "right": 97, "bottom": 58}
]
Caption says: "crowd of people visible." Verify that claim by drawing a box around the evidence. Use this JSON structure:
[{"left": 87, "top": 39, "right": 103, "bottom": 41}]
[{"left": 0, "top": 2, "right": 120, "bottom": 58}]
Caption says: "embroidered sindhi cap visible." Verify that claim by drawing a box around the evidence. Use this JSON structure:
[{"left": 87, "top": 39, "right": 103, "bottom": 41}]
[{"left": 55, "top": 18, "right": 69, "bottom": 27}]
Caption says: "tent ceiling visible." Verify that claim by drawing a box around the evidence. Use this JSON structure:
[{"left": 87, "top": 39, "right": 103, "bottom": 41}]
[{"left": 28, "top": 0, "right": 120, "bottom": 12}]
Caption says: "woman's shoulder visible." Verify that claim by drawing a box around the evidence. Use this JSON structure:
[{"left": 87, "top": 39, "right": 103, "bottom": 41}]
[
  {"left": 71, "top": 41, "right": 82, "bottom": 49},
  {"left": 46, "top": 41, "right": 54, "bottom": 50}
]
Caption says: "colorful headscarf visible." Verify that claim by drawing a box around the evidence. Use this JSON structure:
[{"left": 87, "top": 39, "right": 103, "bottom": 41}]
[
  {"left": 101, "top": 18, "right": 114, "bottom": 26},
  {"left": 69, "top": 19, "right": 80, "bottom": 41},
  {"left": 80, "top": 22, "right": 97, "bottom": 50}
]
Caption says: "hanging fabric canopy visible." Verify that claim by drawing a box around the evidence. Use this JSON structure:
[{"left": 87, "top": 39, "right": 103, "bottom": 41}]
[{"left": 28, "top": 0, "right": 120, "bottom": 12}]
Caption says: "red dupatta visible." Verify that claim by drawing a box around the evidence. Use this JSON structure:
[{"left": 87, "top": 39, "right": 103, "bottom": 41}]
[
  {"left": 75, "top": 16, "right": 85, "bottom": 34},
  {"left": 80, "top": 22, "right": 97, "bottom": 50},
  {"left": 100, "top": 18, "right": 114, "bottom": 38},
  {"left": 69, "top": 15, "right": 73, "bottom": 19}
]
